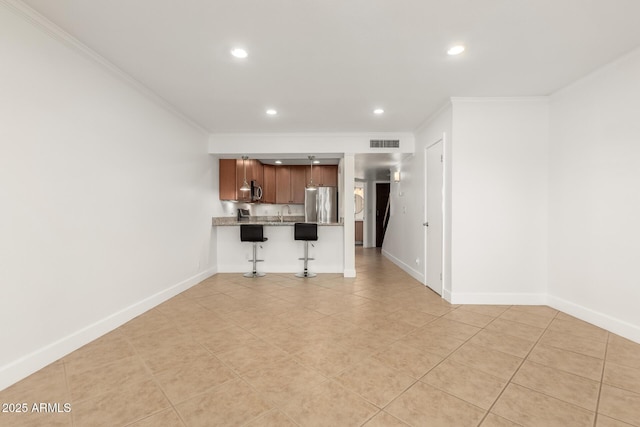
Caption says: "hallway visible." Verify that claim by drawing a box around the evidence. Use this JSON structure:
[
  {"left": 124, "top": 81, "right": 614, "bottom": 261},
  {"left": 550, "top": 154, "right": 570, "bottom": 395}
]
[{"left": 1, "top": 248, "right": 639, "bottom": 426}]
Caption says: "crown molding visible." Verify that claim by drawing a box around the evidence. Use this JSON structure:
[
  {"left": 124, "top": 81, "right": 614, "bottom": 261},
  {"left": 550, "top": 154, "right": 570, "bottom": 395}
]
[
  {"left": 413, "top": 100, "right": 452, "bottom": 134},
  {"left": 0, "top": 0, "right": 209, "bottom": 135}
]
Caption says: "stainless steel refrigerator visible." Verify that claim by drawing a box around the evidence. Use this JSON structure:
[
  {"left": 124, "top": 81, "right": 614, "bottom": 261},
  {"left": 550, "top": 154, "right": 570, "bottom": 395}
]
[{"left": 304, "top": 186, "right": 338, "bottom": 223}]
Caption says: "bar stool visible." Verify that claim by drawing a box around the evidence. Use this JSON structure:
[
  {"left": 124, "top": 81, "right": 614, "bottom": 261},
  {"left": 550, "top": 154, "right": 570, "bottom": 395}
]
[
  {"left": 294, "top": 223, "right": 318, "bottom": 278},
  {"left": 240, "top": 225, "right": 268, "bottom": 278}
]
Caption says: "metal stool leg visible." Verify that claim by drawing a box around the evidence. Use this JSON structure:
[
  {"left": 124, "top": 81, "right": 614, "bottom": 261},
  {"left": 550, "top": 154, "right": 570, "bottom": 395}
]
[
  {"left": 244, "top": 242, "right": 265, "bottom": 278},
  {"left": 295, "top": 241, "right": 316, "bottom": 278}
]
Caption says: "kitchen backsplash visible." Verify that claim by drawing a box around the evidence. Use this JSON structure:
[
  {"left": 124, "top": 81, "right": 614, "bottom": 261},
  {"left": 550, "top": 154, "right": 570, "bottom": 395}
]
[{"left": 219, "top": 201, "right": 304, "bottom": 217}]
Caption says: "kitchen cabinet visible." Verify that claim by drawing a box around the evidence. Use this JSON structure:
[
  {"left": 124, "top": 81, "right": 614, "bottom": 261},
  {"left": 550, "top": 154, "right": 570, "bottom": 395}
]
[
  {"left": 275, "top": 165, "right": 306, "bottom": 204},
  {"left": 238, "top": 159, "right": 264, "bottom": 202},
  {"left": 305, "top": 165, "right": 338, "bottom": 187},
  {"left": 321, "top": 165, "right": 338, "bottom": 187},
  {"left": 235, "top": 159, "right": 252, "bottom": 202},
  {"left": 275, "top": 166, "right": 291, "bottom": 204},
  {"left": 219, "top": 160, "right": 331, "bottom": 204},
  {"left": 219, "top": 159, "right": 264, "bottom": 202},
  {"left": 219, "top": 159, "right": 238, "bottom": 201},
  {"left": 290, "top": 166, "right": 306, "bottom": 203},
  {"left": 262, "top": 164, "right": 276, "bottom": 204}
]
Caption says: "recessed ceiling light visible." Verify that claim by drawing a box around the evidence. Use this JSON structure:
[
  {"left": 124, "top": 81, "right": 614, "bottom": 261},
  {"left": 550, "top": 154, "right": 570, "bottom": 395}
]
[
  {"left": 275, "top": 160, "right": 282, "bottom": 164},
  {"left": 373, "top": 108, "right": 384, "bottom": 115},
  {"left": 230, "top": 48, "right": 248, "bottom": 58},
  {"left": 266, "top": 109, "right": 277, "bottom": 116},
  {"left": 313, "top": 160, "right": 320, "bottom": 164},
  {"left": 447, "top": 45, "right": 465, "bottom": 56}
]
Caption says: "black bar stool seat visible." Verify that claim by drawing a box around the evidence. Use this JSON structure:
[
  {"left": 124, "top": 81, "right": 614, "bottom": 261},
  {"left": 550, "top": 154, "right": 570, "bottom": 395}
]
[
  {"left": 240, "top": 225, "right": 268, "bottom": 278},
  {"left": 294, "top": 223, "right": 317, "bottom": 278}
]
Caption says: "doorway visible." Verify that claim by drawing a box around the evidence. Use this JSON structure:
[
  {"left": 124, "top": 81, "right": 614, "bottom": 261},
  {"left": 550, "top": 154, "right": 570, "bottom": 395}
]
[
  {"left": 425, "top": 138, "right": 444, "bottom": 295},
  {"left": 376, "top": 183, "right": 390, "bottom": 247}
]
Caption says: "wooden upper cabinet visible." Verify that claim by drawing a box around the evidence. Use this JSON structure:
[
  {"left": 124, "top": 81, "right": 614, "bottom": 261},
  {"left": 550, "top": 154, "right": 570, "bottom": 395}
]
[
  {"left": 274, "top": 165, "right": 306, "bottom": 204},
  {"left": 275, "top": 166, "right": 291, "bottom": 204},
  {"left": 305, "top": 165, "right": 322, "bottom": 187},
  {"left": 249, "top": 160, "right": 263, "bottom": 186},
  {"left": 290, "top": 166, "right": 306, "bottom": 203},
  {"left": 262, "top": 164, "right": 276, "bottom": 204},
  {"left": 219, "top": 159, "right": 237, "bottom": 201},
  {"left": 219, "top": 160, "right": 331, "bottom": 204},
  {"left": 304, "top": 165, "right": 338, "bottom": 187},
  {"left": 219, "top": 158, "right": 263, "bottom": 202},
  {"left": 321, "top": 165, "right": 338, "bottom": 187},
  {"left": 235, "top": 160, "right": 251, "bottom": 202}
]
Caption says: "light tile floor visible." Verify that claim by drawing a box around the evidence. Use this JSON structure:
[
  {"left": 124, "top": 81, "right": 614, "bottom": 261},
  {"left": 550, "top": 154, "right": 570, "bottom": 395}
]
[{"left": 2, "top": 248, "right": 640, "bottom": 426}]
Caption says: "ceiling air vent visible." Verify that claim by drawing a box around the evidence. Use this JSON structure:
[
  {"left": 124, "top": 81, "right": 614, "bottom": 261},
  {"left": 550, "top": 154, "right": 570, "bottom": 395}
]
[{"left": 370, "top": 139, "right": 400, "bottom": 148}]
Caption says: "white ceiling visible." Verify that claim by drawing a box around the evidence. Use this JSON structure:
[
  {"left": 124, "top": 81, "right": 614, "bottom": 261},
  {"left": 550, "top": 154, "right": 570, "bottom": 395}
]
[{"left": 21, "top": 0, "right": 640, "bottom": 135}]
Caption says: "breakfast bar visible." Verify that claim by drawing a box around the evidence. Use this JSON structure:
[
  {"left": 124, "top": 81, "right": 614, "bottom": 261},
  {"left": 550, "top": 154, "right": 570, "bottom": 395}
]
[{"left": 213, "top": 216, "right": 344, "bottom": 274}]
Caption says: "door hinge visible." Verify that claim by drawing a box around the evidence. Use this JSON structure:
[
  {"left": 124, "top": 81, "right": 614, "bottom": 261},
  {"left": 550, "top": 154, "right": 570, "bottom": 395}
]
[
  {"left": 440, "top": 273, "right": 442, "bottom": 281},
  {"left": 440, "top": 155, "right": 443, "bottom": 162}
]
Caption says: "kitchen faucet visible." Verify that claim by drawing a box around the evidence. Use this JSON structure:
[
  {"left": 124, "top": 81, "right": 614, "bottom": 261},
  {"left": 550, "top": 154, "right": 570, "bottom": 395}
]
[{"left": 279, "top": 205, "right": 292, "bottom": 222}]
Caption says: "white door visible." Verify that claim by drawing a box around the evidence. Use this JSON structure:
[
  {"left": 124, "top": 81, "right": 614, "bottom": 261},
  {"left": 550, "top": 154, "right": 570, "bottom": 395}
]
[{"left": 425, "top": 139, "right": 444, "bottom": 295}]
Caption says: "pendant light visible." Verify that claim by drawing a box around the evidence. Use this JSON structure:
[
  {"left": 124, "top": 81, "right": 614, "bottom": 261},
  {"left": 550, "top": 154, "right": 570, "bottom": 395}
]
[
  {"left": 307, "top": 155, "right": 318, "bottom": 190},
  {"left": 240, "top": 156, "right": 251, "bottom": 192}
]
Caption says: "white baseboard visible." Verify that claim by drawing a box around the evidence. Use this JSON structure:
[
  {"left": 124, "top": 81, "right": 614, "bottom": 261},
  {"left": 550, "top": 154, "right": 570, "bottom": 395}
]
[
  {"left": 548, "top": 294, "right": 640, "bottom": 344},
  {"left": 381, "top": 250, "right": 425, "bottom": 284},
  {"left": 449, "top": 292, "right": 548, "bottom": 305},
  {"left": 442, "top": 288, "right": 453, "bottom": 303},
  {"left": 343, "top": 268, "right": 356, "bottom": 278},
  {"left": 0, "top": 267, "right": 217, "bottom": 391}
]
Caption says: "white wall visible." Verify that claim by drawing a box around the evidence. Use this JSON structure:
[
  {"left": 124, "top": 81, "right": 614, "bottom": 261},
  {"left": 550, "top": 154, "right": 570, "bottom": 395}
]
[
  {"left": 0, "top": 5, "right": 214, "bottom": 389},
  {"left": 548, "top": 48, "right": 640, "bottom": 342},
  {"left": 450, "top": 98, "right": 549, "bottom": 304},
  {"left": 383, "top": 105, "right": 452, "bottom": 286}
]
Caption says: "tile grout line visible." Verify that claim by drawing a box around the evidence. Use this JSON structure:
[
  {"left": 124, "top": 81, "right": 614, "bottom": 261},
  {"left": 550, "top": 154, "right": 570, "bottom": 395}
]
[
  {"left": 60, "top": 360, "right": 74, "bottom": 427},
  {"left": 375, "top": 308, "right": 500, "bottom": 427},
  {"left": 474, "top": 309, "right": 560, "bottom": 426},
  {"left": 125, "top": 332, "right": 191, "bottom": 427},
  {"left": 202, "top": 274, "right": 326, "bottom": 427},
  {"left": 592, "top": 332, "right": 610, "bottom": 427},
  {"left": 11, "top": 250, "right": 639, "bottom": 426},
  {"left": 424, "top": 312, "right": 519, "bottom": 426}
]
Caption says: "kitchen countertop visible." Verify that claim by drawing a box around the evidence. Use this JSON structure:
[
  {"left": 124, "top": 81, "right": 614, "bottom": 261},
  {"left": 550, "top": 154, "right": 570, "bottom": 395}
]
[{"left": 212, "top": 216, "right": 343, "bottom": 226}]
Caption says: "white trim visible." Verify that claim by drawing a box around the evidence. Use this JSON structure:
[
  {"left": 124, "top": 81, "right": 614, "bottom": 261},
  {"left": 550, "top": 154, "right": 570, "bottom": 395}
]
[
  {"left": 449, "top": 292, "right": 548, "bottom": 306},
  {"left": 424, "top": 135, "right": 446, "bottom": 297},
  {"left": 450, "top": 96, "right": 549, "bottom": 104},
  {"left": 0, "top": 0, "right": 209, "bottom": 135},
  {"left": 382, "top": 249, "right": 424, "bottom": 283},
  {"left": 442, "top": 288, "right": 453, "bottom": 304},
  {"left": 343, "top": 269, "right": 356, "bottom": 278},
  {"left": 552, "top": 45, "right": 640, "bottom": 98},
  {"left": 0, "top": 267, "right": 216, "bottom": 391},
  {"left": 413, "top": 100, "right": 452, "bottom": 134},
  {"left": 548, "top": 295, "right": 640, "bottom": 344}
]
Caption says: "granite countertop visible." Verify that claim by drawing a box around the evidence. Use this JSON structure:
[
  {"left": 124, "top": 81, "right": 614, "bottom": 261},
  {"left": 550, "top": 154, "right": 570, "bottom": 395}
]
[{"left": 212, "top": 216, "right": 343, "bottom": 226}]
